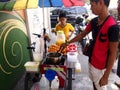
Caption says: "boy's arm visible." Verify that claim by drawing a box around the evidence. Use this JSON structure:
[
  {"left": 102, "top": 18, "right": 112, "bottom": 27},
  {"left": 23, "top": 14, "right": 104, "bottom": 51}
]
[
  {"left": 67, "top": 30, "right": 74, "bottom": 40},
  {"left": 51, "top": 28, "right": 57, "bottom": 35}
]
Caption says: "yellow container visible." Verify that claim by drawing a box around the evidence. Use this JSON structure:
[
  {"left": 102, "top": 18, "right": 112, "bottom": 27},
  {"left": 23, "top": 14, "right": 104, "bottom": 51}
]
[
  {"left": 56, "top": 31, "right": 65, "bottom": 46},
  {"left": 56, "top": 40, "right": 65, "bottom": 46}
]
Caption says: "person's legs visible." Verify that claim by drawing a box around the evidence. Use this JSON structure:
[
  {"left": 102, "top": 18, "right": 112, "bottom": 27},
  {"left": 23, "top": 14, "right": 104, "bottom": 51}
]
[
  {"left": 93, "top": 82, "right": 97, "bottom": 90},
  {"left": 89, "top": 63, "right": 107, "bottom": 90},
  {"left": 115, "top": 55, "right": 120, "bottom": 88},
  {"left": 117, "top": 55, "right": 120, "bottom": 77}
]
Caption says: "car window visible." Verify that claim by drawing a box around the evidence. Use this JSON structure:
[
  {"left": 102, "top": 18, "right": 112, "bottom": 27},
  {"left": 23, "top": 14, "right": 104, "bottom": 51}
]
[
  {"left": 50, "top": 6, "right": 88, "bottom": 28},
  {"left": 51, "top": 6, "right": 88, "bottom": 15}
]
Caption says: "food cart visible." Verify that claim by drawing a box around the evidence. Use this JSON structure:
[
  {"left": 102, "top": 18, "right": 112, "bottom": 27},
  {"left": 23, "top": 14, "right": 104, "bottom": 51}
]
[{"left": 24, "top": 30, "right": 81, "bottom": 90}]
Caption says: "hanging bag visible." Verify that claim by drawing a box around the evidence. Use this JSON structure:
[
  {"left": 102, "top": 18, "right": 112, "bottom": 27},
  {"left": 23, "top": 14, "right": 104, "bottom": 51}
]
[
  {"left": 82, "top": 38, "right": 93, "bottom": 57},
  {"left": 82, "top": 17, "right": 99, "bottom": 58}
]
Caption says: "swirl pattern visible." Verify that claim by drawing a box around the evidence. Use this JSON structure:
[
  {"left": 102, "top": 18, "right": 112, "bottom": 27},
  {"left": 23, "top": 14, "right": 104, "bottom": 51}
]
[{"left": 0, "top": 11, "right": 28, "bottom": 75}]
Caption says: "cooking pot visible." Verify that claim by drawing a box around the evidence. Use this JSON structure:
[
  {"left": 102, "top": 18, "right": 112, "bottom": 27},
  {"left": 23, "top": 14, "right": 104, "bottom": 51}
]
[{"left": 45, "top": 52, "right": 62, "bottom": 65}]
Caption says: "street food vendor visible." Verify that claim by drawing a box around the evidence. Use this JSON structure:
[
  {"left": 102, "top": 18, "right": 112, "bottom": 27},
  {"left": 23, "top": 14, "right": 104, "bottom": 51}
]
[
  {"left": 60, "top": 0, "right": 119, "bottom": 90},
  {"left": 114, "top": 0, "right": 120, "bottom": 88}
]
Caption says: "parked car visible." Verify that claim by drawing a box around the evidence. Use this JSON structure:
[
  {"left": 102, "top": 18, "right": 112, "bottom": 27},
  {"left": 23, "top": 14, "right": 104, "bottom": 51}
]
[{"left": 50, "top": 6, "right": 88, "bottom": 28}]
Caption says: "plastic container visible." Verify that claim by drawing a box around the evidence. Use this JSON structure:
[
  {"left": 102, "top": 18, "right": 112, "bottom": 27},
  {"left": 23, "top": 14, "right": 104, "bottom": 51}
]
[
  {"left": 56, "top": 31, "right": 65, "bottom": 46},
  {"left": 75, "top": 62, "right": 81, "bottom": 73},
  {"left": 67, "top": 52, "right": 78, "bottom": 63},
  {"left": 67, "top": 52, "right": 79, "bottom": 68},
  {"left": 51, "top": 76, "right": 59, "bottom": 90},
  {"left": 67, "top": 43, "right": 77, "bottom": 52},
  {"left": 24, "top": 61, "right": 40, "bottom": 72},
  {"left": 39, "top": 74, "right": 50, "bottom": 90}
]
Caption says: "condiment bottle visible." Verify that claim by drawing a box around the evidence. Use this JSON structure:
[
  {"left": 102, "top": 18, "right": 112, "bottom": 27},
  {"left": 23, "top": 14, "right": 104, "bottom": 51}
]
[
  {"left": 39, "top": 74, "right": 50, "bottom": 90},
  {"left": 51, "top": 76, "right": 59, "bottom": 90}
]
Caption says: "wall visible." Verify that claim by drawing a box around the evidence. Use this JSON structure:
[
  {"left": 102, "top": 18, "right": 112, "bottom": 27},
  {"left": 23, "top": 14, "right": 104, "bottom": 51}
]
[
  {"left": 0, "top": 10, "right": 30, "bottom": 90},
  {"left": 26, "top": 7, "right": 51, "bottom": 61}
]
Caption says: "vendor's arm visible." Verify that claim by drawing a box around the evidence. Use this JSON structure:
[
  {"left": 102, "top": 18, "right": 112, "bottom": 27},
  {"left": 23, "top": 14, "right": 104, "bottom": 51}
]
[
  {"left": 62, "top": 29, "right": 89, "bottom": 49},
  {"left": 68, "top": 21, "right": 92, "bottom": 44},
  {"left": 62, "top": 21, "right": 92, "bottom": 48},
  {"left": 68, "top": 29, "right": 89, "bottom": 43},
  {"left": 67, "top": 30, "right": 74, "bottom": 40},
  {"left": 99, "top": 25, "right": 119, "bottom": 87},
  {"left": 99, "top": 42, "right": 118, "bottom": 87}
]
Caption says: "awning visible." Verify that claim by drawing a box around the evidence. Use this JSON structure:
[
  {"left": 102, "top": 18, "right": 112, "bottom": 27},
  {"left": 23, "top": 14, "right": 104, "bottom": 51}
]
[
  {"left": 0, "top": 0, "right": 39, "bottom": 11},
  {"left": 39, "top": 0, "right": 63, "bottom": 7},
  {"left": 0, "top": 0, "right": 85, "bottom": 11},
  {"left": 39, "top": 0, "right": 85, "bottom": 7}
]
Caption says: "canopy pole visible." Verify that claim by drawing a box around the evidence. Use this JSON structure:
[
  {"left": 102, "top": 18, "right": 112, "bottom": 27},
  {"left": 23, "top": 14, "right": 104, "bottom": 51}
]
[
  {"left": 42, "top": 0, "right": 47, "bottom": 56},
  {"left": 42, "top": 0, "right": 45, "bottom": 28}
]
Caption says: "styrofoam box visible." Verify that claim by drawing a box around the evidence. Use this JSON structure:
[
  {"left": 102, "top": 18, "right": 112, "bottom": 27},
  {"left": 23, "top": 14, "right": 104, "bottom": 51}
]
[{"left": 24, "top": 61, "right": 40, "bottom": 72}]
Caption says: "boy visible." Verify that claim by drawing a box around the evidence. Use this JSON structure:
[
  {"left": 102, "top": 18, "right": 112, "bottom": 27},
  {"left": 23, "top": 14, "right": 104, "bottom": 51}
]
[{"left": 53, "top": 13, "right": 75, "bottom": 40}]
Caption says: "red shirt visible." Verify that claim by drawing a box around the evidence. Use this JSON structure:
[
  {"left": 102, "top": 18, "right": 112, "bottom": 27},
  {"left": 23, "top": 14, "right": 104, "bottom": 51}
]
[{"left": 85, "top": 16, "right": 119, "bottom": 69}]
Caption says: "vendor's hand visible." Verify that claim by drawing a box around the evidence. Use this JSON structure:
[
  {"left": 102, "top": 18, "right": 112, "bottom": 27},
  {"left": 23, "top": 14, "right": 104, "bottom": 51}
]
[
  {"left": 60, "top": 43, "right": 68, "bottom": 50},
  {"left": 117, "top": 21, "right": 120, "bottom": 27},
  {"left": 99, "top": 75, "right": 108, "bottom": 87}
]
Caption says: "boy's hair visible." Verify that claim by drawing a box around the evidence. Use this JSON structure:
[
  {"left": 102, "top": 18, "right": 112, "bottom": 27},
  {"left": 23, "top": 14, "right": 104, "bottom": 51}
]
[
  {"left": 59, "top": 13, "right": 67, "bottom": 18},
  {"left": 91, "top": 0, "right": 110, "bottom": 7}
]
